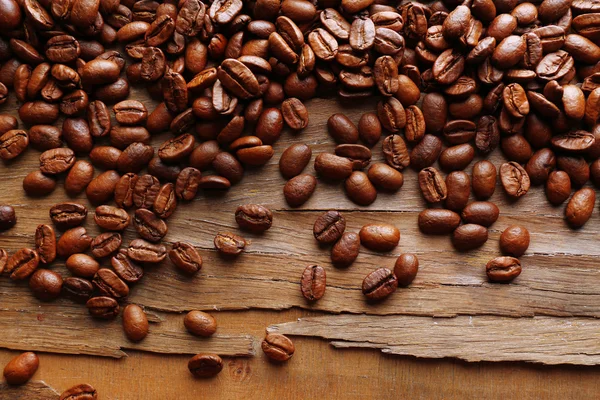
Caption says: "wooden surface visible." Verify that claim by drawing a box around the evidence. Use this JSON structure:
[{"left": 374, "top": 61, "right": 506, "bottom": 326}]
[{"left": 2, "top": 88, "right": 600, "bottom": 398}]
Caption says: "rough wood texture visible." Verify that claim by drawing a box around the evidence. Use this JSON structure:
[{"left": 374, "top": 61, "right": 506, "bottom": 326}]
[
  {"left": 0, "top": 381, "right": 59, "bottom": 399},
  {"left": 269, "top": 315, "right": 600, "bottom": 365}
]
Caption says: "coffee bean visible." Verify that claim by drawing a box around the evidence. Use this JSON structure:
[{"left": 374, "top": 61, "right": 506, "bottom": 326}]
[
  {"left": 153, "top": 183, "right": 177, "bottom": 219},
  {"left": 382, "top": 134, "right": 410, "bottom": 171},
  {"left": 86, "top": 296, "right": 120, "bottom": 319},
  {"left": 57, "top": 227, "right": 92, "bottom": 259},
  {"left": 546, "top": 170, "right": 571, "bottom": 205},
  {"left": 188, "top": 353, "right": 223, "bottom": 377},
  {"left": 283, "top": 173, "right": 317, "bottom": 207},
  {"left": 66, "top": 254, "right": 100, "bottom": 278},
  {"left": 133, "top": 174, "right": 161, "bottom": 209},
  {"left": 29, "top": 269, "right": 63, "bottom": 301},
  {"left": 335, "top": 144, "right": 371, "bottom": 170},
  {"left": 330, "top": 232, "right": 360, "bottom": 268},
  {"left": 235, "top": 204, "right": 273, "bottom": 233},
  {"left": 111, "top": 249, "right": 144, "bottom": 283},
  {"left": 314, "top": 210, "right": 345, "bottom": 244},
  {"left": 59, "top": 383, "right": 97, "bottom": 400},
  {"left": 565, "top": 187, "right": 596, "bottom": 228},
  {"left": 86, "top": 170, "right": 121, "bottom": 205},
  {"left": 198, "top": 175, "right": 231, "bottom": 190},
  {"left": 184, "top": 310, "right": 217, "bottom": 337},
  {"left": 169, "top": 242, "right": 202, "bottom": 275},
  {"left": 281, "top": 97, "right": 309, "bottom": 130},
  {"left": 214, "top": 232, "right": 246, "bottom": 256},
  {"left": 261, "top": 333, "right": 295, "bottom": 362},
  {"left": 500, "top": 162, "right": 530, "bottom": 198},
  {"left": 122, "top": 304, "right": 148, "bottom": 342},
  {"left": 394, "top": 254, "right": 419, "bottom": 287},
  {"left": 377, "top": 97, "right": 406, "bottom": 132},
  {"left": 359, "top": 223, "right": 400, "bottom": 252},
  {"left": 367, "top": 163, "right": 403, "bottom": 192},
  {"left": 62, "top": 276, "right": 94, "bottom": 303},
  {"left": 279, "top": 143, "right": 312, "bottom": 179},
  {"left": 300, "top": 264, "right": 326, "bottom": 301},
  {"left": 461, "top": 202, "right": 500, "bottom": 227},
  {"left": 3, "top": 352, "right": 39, "bottom": 385},
  {"left": 419, "top": 167, "right": 447, "bottom": 203},
  {"left": 345, "top": 171, "right": 377, "bottom": 206},
  {"left": 90, "top": 232, "right": 122, "bottom": 258},
  {"left": 65, "top": 160, "right": 94, "bottom": 195},
  {"left": 0, "top": 249, "right": 6, "bottom": 275},
  {"left": 358, "top": 112, "right": 382, "bottom": 147},
  {"left": 34, "top": 224, "right": 56, "bottom": 265},
  {"left": 418, "top": 209, "right": 461, "bottom": 235},
  {"left": 410, "top": 134, "right": 443, "bottom": 170},
  {"left": 500, "top": 225, "right": 530, "bottom": 257},
  {"left": 557, "top": 156, "right": 589, "bottom": 188},
  {"left": 486, "top": 256, "right": 522, "bottom": 282},
  {"left": 49, "top": 202, "right": 87, "bottom": 229},
  {"left": 314, "top": 153, "right": 353, "bottom": 180},
  {"left": 0, "top": 205, "right": 15, "bottom": 231},
  {"left": 0, "top": 129, "right": 28, "bottom": 160},
  {"left": 158, "top": 133, "right": 196, "bottom": 163},
  {"left": 362, "top": 267, "right": 398, "bottom": 300},
  {"left": 422, "top": 93, "right": 447, "bottom": 134},
  {"left": 6, "top": 248, "right": 39, "bottom": 281},
  {"left": 93, "top": 268, "right": 129, "bottom": 299},
  {"left": 452, "top": 224, "right": 489, "bottom": 251},
  {"left": 134, "top": 208, "right": 168, "bottom": 242},
  {"left": 94, "top": 205, "right": 130, "bottom": 231},
  {"left": 439, "top": 144, "right": 475, "bottom": 172}
]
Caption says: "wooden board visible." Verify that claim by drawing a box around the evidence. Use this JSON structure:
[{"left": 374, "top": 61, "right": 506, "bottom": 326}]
[{"left": 0, "top": 381, "right": 59, "bottom": 399}]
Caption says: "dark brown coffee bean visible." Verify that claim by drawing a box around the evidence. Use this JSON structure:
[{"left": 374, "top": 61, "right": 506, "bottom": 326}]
[
  {"left": 35, "top": 224, "right": 56, "bottom": 264},
  {"left": 62, "top": 277, "right": 94, "bottom": 303},
  {"left": 0, "top": 130, "right": 28, "bottom": 160},
  {"left": 0, "top": 116, "right": 19, "bottom": 136},
  {"left": 500, "top": 225, "right": 530, "bottom": 257},
  {"left": 64, "top": 160, "right": 94, "bottom": 195},
  {"left": 109, "top": 249, "right": 143, "bottom": 283},
  {"left": 367, "top": 163, "right": 403, "bottom": 192},
  {"left": 187, "top": 353, "right": 223, "bottom": 378},
  {"left": 314, "top": 153, "right": 353, "bottom": 180},
  {"left": 362, "top": 267, "right": 398, "bottom": 300},
  {"left": 443, "top": 120, "right": 477, "bottom": 146},
  {"left": 198, "top": 175, "right": 231, "bottom": 190},
  {"left": 6, "top": 248, "right": 39, "bottom": 281},
  {"left": 133, "top": 174, "right": 160, "bottom": 209},
  {"left": 439, "top": 144, "right": 475, "bottom": 172},
  {"left": 330, "top": 232, "right": 360, "bottom": 268},
  {"left": 410, "top": 134, "right": 443, "bottom": 170},
  {"left": 175, "top": 167, "right": 201, "bottom": 201},
  {"left": 422, "top": 93, "right": 447, "bottom": 134},
  {"left": 86, "top": 170, "right": 120, "bottom": 205},
  {"left": 314, "top": 210, "right": 345, "bottom": 244},
  {"left": 57, "top": 227, "right": 92, "bottom": 259},
  {"left": 158, "top": 134, "right": 195, "bottom": 163},
  {"left": 335, "top": 144, "right": 371, "bottom": 170},
  {"left": 23, "top": 170, "right": 57, "bottom": 196},
  {"left": 382, "top": 134, "right": 410, "bottom": 171},
  {"left": 536, "top": 50, "right": 574, "bottom": 82},
  {"left": 345, "top": 171, "right": 377, "bottom": 206},
  {"left": 66, "top": 254, "right": 100, "bottom": 278},
  {"left": 153, "top": 183, "right": 177, "bottom": 219},
  {"left": 234, "top": 204, "right": 272, "bottom": 233},
  {"left": 29, "top": 269, "right": 63, "bottom": 301},
  {"left": 134, "top": 208, "right": 167, "bottom": 242},
  {"left": 525, "top": 148, "right": 556, "bottom": 185},
  {"left": 176, "top": 0, "right": 205, "bottom": 36},
  {"left": 377, "top": 97, "right": 406, "bottom": 132},
  {"left": 445, "top": 171, "right": 471, "bottom": 212},
  {"left": 359, "top": 223, "right": 400, "bottom": 252},
  {"left": 452, "top": 224, "right": 488, "bottom": 251},
  {"left": 128, "top": 238, "right": 166, "bottom": 264},
  {"left": 557, "top": 156, "right": 589, "bottom": 188},
  {"left": 358, "top": 112, "right": 382, "bottom": 147},
  {"left": 546, "top": 170, "right": 571, "bottom": 205},
  {"left": 169, "top": 242, "right": 202, "bottom": 275},
  {"left": 500, "top": 162, "right": 530, "bottom": 198},
  {"left": 255, "top": 107, "right": 283, "bottom": 145},
  {"left": 115, "top": 142, "right": 153, "bottom": 174},
  {"left": 283, "top": 173, "right": 317, "bottom": 207},
  {"left": 300, "top": 264, "right": 326, "bottom": 301},
  {"left": 261, "top": 333, "right": 295, "bottom": 362},
  {"left": 551, "top": 131, "right": 595, "bottom": 153},
  {"left": 216, "top": 58, "right": 260, "bottom": 99},
  {"left": 0, "top": 205, "right": 15, "bottom": 231},
  {"left": 475, "top": 115, "right": 500, "bottom": 154},
  {"left": 418, "top": 209, "right": 461, "bottom": 235},
  {"left": 394, "top": 253, "right": 419, "bottom": 287},
  {"left": 112, "top": 100, "right": 147, "bottom": 126},
  {"left": 2, "top": 352, "right": 39, "bottom": 385},
  {"left": 86, "top": 296, "right": 119, "bottom": 319},
  {"left": 49, "top": 202, "right": 87, "bottom": 229},
  {"left": 566, "top": 187, "right": 596, "bottom": 228},
  {"left": 327, "top": 114, "right": 358, "bottom": 144},
  {"left": 184, "top": 310, "right": 216, "bottom": 337},
  {"left": 471, "top": 160, "right": 496, "bottom": 200},
  {"left": 211, "top": 152, "right": 244, "bottom": 184},
  {"left": 0, "top": 249, "right": 6, "bottom": 275},
  {"left": 281, "top": 97, "right": 308, "bottom": 131},
  {"left": 122, "top": 304, "right": 148, "bottom": 342},
  {"left": 214, "top": 232, "right": 246, "bottom": 256},
  {"left": 93, "top": 268, "right": 129, "bottom": 298},
  {"left": 419, "top": 167, "right": 447, "bottom": 203},
  {"left": 60, "top": 383, "right": 98, "bottom": 400},
  {"left": 461, "top": 202, "right": 500, "bottom": 227},
  {"left": 486, "top": 256, "right": 521, "bottom": 282},
  {"left": 90, "top": 232, "right": 122, "bottom": 259},
  {"left": 90, "top": 146, "right": 121, "bottom": 170},
  {"left": 113, "top": 173, "right": 137, "bottom": 209},
  {"left": 279, "top": 143, "right": 311, "bottom": 179}
]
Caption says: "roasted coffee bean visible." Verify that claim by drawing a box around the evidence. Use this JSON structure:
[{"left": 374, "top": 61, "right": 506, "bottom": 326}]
[
  {"left": 153, "top": 183, "right": 177, "bottom": 219},
  {"left": 314, "top": 211, "right": 345, "bottom": 244},
  {"left": 283, "top": 173, "right": 317, "bottom": 207},
  {"left": 65, "top": 160, "right": 94, "bottom": 195},
  {"left": 551, "top": 131, "right": 595, "bottom": 153},
  {"left": 486, "top": 256, "right": 522, "bottom": 282},
  {"left": 335, "top": 144, "right": 371, "bottom": 171},
  {"left": 471, "top": 160, "right": 497, "bottom": 200},
  {"left": 158, "top": 134, "right": 195, "bottom": 163},
  {"left": 281, "top": 97, "right": 309, "bottom": 130},
  {"left": 452, "top": 224, "right": 489, "bottom": 251},
  {"left": 327, "top": 114, "right": 358, "bottom": 144},
  {"left": 113, "top": 100, "right": 147, "bottom": 126},
  {"left": 411, "top": 135, "right": 443, "bottom": 170},
  {"left": 90, "top": 146, "right": 122, "bottom": 170},
  {"left": 134, "top": 208, "right": 168, "bottom": 242},
  {"left": 444, "top": 120, "right": 477, "bottom": 146},
  {"left": 235, "top": 204, "right": 272, "bottom": 233},
  {"left": 394, "top": 254, "right": 419, "bottom": 287},
  {"left": 60, "top": 383, "right": 98, "bottom": 400},
  {"left": 86, "top": 170, "right": 120, "bottom": 205},
  {"left": 175, "top": 167, "right": 201, "bottom": 201},
  {"left": 261, "top": 333, "right": 295, "bottom": 362},
  {"left": 359, "top": 223, "right": 400, "bottom": 252},
  {"left": 50, "top": 202, "right": 87, "bottom": 229},
  {"left": 212, "top": 152, "right": 244, "bottom": 184},
  {"left": 500, "top": 162, "right": 530, "bottom": 198},
  {"left": 0, "top": 130, "right": 28, "bottom": 160},
  {"left": 419, "top": 167, "right": 447, "bottom": 203},
  {"left": 122, "top": 304, "right": 148, "bottom": 342},
  {"left": 525, "top": 148, "right": 556, "bottom": 185},
  {"left": 128, "top": 239, "right": 167, "bottom": 264},
  {"left": 500, "top": 225, "right": 530, "bottom": 257},
  {"left": 362, "top": 267, "right": 398, "bottom": 301},
  {"left": 377, "top": 97, "right": 406, "bottom": 132},
  {"left": 90, "top": 232, "right": 122, "bottom": 258},
  {"left": 422, "top": 93, "right": 447, "bottom": 134},
  {"left": 557, "top": 156, "right": 590, "bottom": 188},
  {"left": 29, "top": 269, "right": 63, "bottom": 301},
  {"left": 382, "top": 134, "right": 410, "bottom": 171},
  {"left": 345, "top": 171, "right": 377, "bottom": 206},
  {"left": 57, "top": 227, "right": 92, "bottom": 259},
  {"left": 439, "top": 144, "right": 475, "bottom": 172},
  {"left": 35, "top": 224, "right": 56, "bottom": 264},
  {"left": 62, "top": 277, "right": 94, "bottom": 303},
  {"left": 546, "top": 170, "right": 571, "bottom": 205},
  {"left": 28, "top": 126, "right": 61, "bottom": 152},
  {"left": 217, "top": 58, "right": 260, "bottom": 99},
  {"left": 23, "top": 170, "right": 57, "bottom": 196},
  {"left": 133, "top": 174, "right": 160, "bottom": 209},
  {"left": 109, "top": 249, "right": 143, "bottom": 283},
  {"left": 330, "top": 232, "right": 360, "bottom": 268},
  {"left": 88, "top": 100, "right": 111, "bottom": 138},
  {"left": 300, "top": 264, "right": 326, "bottom": 301},
  {"left": 198, "top": 175, "right": 231, "bottom": 190},
  {"left": 0, "top": 205, "right": 16, "bottom": 231},
  {"left": 94, "top": 205, "right": 129, "bottom": 231},
  {"left": 114, "top": 173, "right": 137, "bottom": 208},
  {"left": 445, "top": 171, "right": 471, "bottom": 212},
  {"left": 184, "top": 310, "right": 216, "bottom": 337},
  {"left": 566, "top": 187, "right": 596, "bottom": 228},
  {"left": 93, "top": 268, "right": 129, "bottom": 299},
  {"left": 169, "top": 242, "right": 202, "bottom": 275},
  {"left": 3, "top": 352, "right": 39, "bottom": 385},
  {"left": 214, "top": 232, "right": 246, "bottom": 256},
  {"left": 492, "top": 35, "right": 526, "bottom": 69},
  {"left": 358, "top": 112, "right": 382, "bottom": 147},
  {"left": 314, "top": 153, "right": 353, "bottom": 180},
  {"left": 0, "top": 249, "right": 6, "bottom": 275},
  {"left": 188, "top": 353, "right": 223, "bottom": 377},
  {"left": 6, "top": 248, "right": 39, "bottom": 281},
  {"left": 66, "top": 253, "right": 100, "bottom": 278},
  {"left": 279, "top": 143, "right": 311, "bottom": 179},
  {"left": 86, "top": 296, "right": 120, "bottom": 319},
  {"left": 418, "top": 209, "right": 461, "bottom": 235},
  {"left": 462, "top": 202, "right": 500, "bottom": 227},
  {"left": 255, "top": 107, "right": 283, "bottom": 145}
]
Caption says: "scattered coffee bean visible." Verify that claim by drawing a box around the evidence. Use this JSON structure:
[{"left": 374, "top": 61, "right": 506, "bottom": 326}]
[
  {"left": 29, "top": 269, "right": 63, "bottom": 301},
  {"left": 3, "top": 352, "right": 39, "bottom": 385},
  {"left": 359, "top": 223, "right": 400, "bottom": 252},
  {"left": 362, "top": 267, "right": 398, "bottom": 301},
  {"left": 486, "top": 256, "right": 522, "bottom": 282},
  {"left": 122, "top": 304, "right": 149, "bottom": 342},
  {"left": 235, "top": 204, "right": 273, "bottom": 233},
  {"left": 184, "top": 310, "right": 217, "bottom": 337},
  {"left": 60, "top": 383, "right": 98, "bottom": 400},
  {"left": 262, "top": 333, "right": 295, "bottom": 362},
  {"left": 188, "top": 353, "right": 223, "bottom": 378},
  {"left": 313, "top": 210, "right": 345, "bottom": 244},
  {"left": 331, "top": 232, "right": 360, "bottom": 268},
  {"left": 300, "top": 265, "right": 326, "bottom": 301},
  {"left": 0, "top": 205, "right": 16, "bottom": 230},
  {"left": 214, "top": 232, "right": 246, "bottom": 256},
  {"left": 394, "top": 254, "right": 419, "bottom": 287}
]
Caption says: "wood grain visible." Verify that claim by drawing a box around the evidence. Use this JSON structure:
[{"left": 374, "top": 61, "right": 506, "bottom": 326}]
[{"left": 0, "top": 381, "right": 59, "bottom": 399}]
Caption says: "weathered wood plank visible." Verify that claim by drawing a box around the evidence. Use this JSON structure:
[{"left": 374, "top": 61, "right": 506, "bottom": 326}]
[
  {"left": 269, "top": 314, "right": 600, "bottom": 365},
  {"left": 0, "top": 381, "right": 59, "bottom": 399}
]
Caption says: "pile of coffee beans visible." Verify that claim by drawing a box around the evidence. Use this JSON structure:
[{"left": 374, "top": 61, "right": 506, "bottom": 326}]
[{"left": 1, "top": 0, "right": 600, "bottom": 383}]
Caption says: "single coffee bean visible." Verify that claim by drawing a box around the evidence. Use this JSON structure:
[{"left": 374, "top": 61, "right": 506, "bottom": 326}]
[
  {"left": 565, "top": 187, "right": 596, "bottom": 228},
  {"left": 362, "top": 267, "right": 398, "bottom": 300},
  {"left": 0, "top": 249, "right": 6, "bottom": 275},
  {"left": 94, "top": 205, "right": 130, "bottom": 231},
  {"left": 39, "top": 148, "right": 76, "bottom": 175},
  {"left": 6, "top": 248, "right": 39, "bottom": 281},
  {"left": 86, "top": 296, "right": 120, "bottom": 319},
  {"left": 410, "top": 135, "right": 443, "bottom": 170},
  {"left": 445, "top": 171, "right": 471, "bottom": 212},
  {"left": 188, "top": 353, "right": 223, "bottom": 377},
  {"left": 214, "top": 232, "right": 246, "bottom": 256},
  {"left": 279, "top": 143, "right": 312, "bottom": 179},
  {"left": 281, "top": 97, "right": 309, "bottom": 130},
  {"left": 330, "top": 232, "right": 360, "bottom": 268},
  {"left": 29, "top": 269, "right": 63, "bottom": 301},
  {"left": 184, "top": 310, "right": 217, "bottom": 337},
  {"left": 419, "top": 167, "right": 447, "bottom": 203},
  {"left": 50, "top": 202, "right": 87, "bottom": 229},
  {"left": 557, "top": 156, "right": 589, "bottom": 188},
  {"left": 394, "top": 254, "right": 419, "bottom": 287},
  {"left": 261, "top": 333, "right": 295, "bottom": 362},
  {"left": 88, "top": 100, "right": 111, "bottom": 138},
  {"left": 367, "top": 163, "right": 403, "bottom": 192},
  {"left": 57, "top": 227, "right": 92, "bottom": 259},
  {"left": 335, "top": 144, "right": 371, "bottom": 170},
  {"left": 486, "top": 256, "right": 522, "bottom": 282},
  {"left": 86, "top": 170, "right": 121, "bottom": 205},
  {"left": 500, "top": 225, "right": 530, "bottom": 257},
  {"left": 0, "top": 129, "right": 28, "bottom": 160},
  {"left": 500, "top": 162, "right": 530, "bottom": 198},
  {"left": 62, "top": 277, "right": 94, "bottom": 303},
  {"left": 418, "top": 209, "right": 461, "bottom": 235},
  {"left": 471, "top": 160, "right": 497, "bottom": 200},
  {"left": 23, "top": 170, "right": 57, "bottom": 197},
  {"left": 90, "top": 232, "right": 122, "bottom": 258},
  {"left": 461, "top": 202, "right": 500, "bottom": 227},
  {"left": 35, "top": 224, "right": 56, "bottom": 264},
  {"left": 111, "top": 249, "right": 144, "bottom": 283},
  {"left": 283, "top": 173, "right": 317, "bottom": 207},
  {"left": 175, "top": 167, "right": 201, "bottom": 201},
  {"left": 377, "top": 97, "right": 406, "bottom": 132},
  {"left": 59, "top": 383, "right": 98, "bottom": 400},
  {"left": 327, "top": 113, "right": 358, "bottom": 144},
  {"left": 93, "top": 268, "right": 129, "bottom": 299},
  {"left": 445, "top": 119, "right": 477, "bottom": 146},
  {"left": 133, "top": 174, "right": 161, "bottom": 209},
  {"left": 314, "top": 153, "right": 353, "bottom": 180},
  {"left": 439, "top": 144, "right": 475, "bottom": 172},
  {"left": 158, "top": 134, "right": 196, "bottom": 163},
  {"left": 0, "top": 205, "right": 16, "bottom": 230},
  {"left": 235, "top": 204, "right": 273, "bottom": 233},
  {"left": 546, "top": 170, "right": 571, "bottom": 205},
  {"left": 345, "top": 171, "right": 377, "bottom": 206},
  {"left": 134, "top": 209, "right": 168, "bottom": 242},
  {"left": 551, "top": 130, "right": 595, "bottom": 153},
  {"left": 300, "top": 264, "right": 326, "bottom": 301},
  {"left": 358, "top": 112, "right": 382, "bottom": 147},
  {"left": 452, "top": 224, "right": 489, "bottom": 251},
  {"left": 382, "top": 134, "right": 410, "bottom": 171},
  {"left": 313, "top": 210, "right": 345, "bottom": 244},
  {"left": 3, "top": 352, "right": 39, "bottom": 385},
  {"left": 65, "top": 160, "right": 94, "bottom": 195},
  {"left": 153, "top": 183, "right": 177, "bottom": 219},
  {"left": 66, "top": 253, "right": 100, "bottom": 278},
  {"left": 117, "top": 142, "right": 154, "bottom": 173},
  {"left": 122, "top": 304, "right": 149, "bottom": 342},
  {"left": 359, "top": 223, "right": 400, "bottom": 252},
  {"left": 169, "top": 242, "right": 202, "bottom": 275}
]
